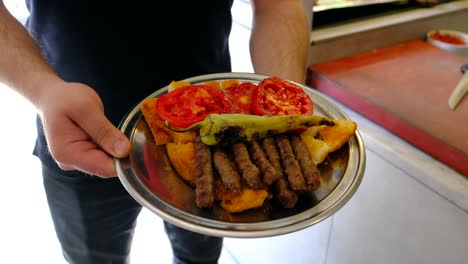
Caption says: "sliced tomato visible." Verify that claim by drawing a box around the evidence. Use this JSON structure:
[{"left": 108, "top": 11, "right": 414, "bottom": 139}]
[
  {"left": 155, "top": 85, "right": 225, "bottom": 128},
  {"left": 219, "top": 82, "right": 257, "bottom": 114},
  {"left": 252, "top": 77, "right": 313, "bottom": 116}
]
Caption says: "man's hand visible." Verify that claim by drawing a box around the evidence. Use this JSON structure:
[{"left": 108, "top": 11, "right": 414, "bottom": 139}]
[
  {"left": 36, "top": 82, "right": 131, "bottom": 178},
  {"left": 0, "top": 5, "right": 129, "bottom": 177}
]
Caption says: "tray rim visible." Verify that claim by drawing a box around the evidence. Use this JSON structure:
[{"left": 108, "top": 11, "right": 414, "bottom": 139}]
[{"left": 115, "top": 72, "right": 366, "bottom": 238}]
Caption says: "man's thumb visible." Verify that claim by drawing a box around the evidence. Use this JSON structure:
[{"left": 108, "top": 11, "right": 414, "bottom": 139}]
[
  {"left": 95, "top": 123, "right": 130, "bottom": 158},
  {"left": 111, "top": 135, "right": 131, "bottom": 157},
  {"left": 78, "top": 113, "right": 131, "bottom": 158}
]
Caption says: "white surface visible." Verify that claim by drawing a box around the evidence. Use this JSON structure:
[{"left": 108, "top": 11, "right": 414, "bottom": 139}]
[
  {"left": 224, "top": 218, "right": 332, "bottom": 264},
  {"left": 327, "top": 146, "right": 468, "bottom": 264},
  {"left": 0, "top": 87, "right": 65, "bottom": 263}
]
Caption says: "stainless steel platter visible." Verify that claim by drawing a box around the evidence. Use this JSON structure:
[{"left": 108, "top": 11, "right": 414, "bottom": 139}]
[{"left": 115, "top": 72, "right": 366, "bottom": 238}]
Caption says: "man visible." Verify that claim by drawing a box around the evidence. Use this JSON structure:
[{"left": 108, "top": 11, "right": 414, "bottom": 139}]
[{"left": 0, "top": 0, "right": 311, "bottom": 263}]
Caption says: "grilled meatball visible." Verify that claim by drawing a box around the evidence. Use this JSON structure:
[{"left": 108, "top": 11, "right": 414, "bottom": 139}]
[
  {"left": 291, "top": 135, "right": 321, "bottom": 190},
  {"left": 195, "top": 139, "right": 215, "bottom": 208},
  {"left": 275, "top": 135, "right": 307, "bottom": 191},
  {"left": 213, "top": 147, "right": 242, "bottom": 194},
  {"left": 276, "top": 178, "right": 299, "bottom": 208},
  {"left": 249, "top": 140, "right": 281, "bottom": 185},
  {"left": 231, "top": 143, "right": 264, "bottom": 189}
]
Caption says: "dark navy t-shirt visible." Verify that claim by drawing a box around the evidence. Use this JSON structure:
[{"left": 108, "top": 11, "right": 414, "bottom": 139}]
[{"left": 25, "top": 1, "right": 234, "bottom": 175}]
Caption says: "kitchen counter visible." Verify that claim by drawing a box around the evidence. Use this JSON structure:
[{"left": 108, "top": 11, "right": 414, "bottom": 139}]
[
  {"left": 306, "top": 39, "right": 467, "bottom": 206},
  {"left": 309, "top": 0, "right": 468, "bottom": 64},
  {"left": 306, "top": 0, "right": 468, "bottom": 208}
]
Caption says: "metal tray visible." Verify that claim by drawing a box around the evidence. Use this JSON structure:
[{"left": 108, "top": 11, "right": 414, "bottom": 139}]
[{"left": 115, "top": 72, "right": 366, "bottom": 238}]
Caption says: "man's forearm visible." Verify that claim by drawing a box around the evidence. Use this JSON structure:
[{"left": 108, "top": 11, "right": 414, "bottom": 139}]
[
  {"left": 0, "top": 3, "right": 61, "bottom": 105},
  {"left": 250, "top": 0, "right": 310, "bottom": 83}
]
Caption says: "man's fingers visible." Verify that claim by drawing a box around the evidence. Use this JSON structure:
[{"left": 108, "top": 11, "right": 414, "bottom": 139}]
[{"left": 57, "top": 140, "right": 119, "bottom": 177}]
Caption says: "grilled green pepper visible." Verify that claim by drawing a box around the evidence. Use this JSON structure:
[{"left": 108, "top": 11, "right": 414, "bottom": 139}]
[{"left": 166, "top": 113, "right": 334, "bottom": 146}]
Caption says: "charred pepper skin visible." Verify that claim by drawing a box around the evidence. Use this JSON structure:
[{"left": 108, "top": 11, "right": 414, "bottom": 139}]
[{"left": 166, "top": 114, "right": 334, "bottom": 146}]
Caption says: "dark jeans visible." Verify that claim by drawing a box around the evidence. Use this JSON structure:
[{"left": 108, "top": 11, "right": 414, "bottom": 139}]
[{"left": 42, "top": 165, "right": 223, "bottom": 264}]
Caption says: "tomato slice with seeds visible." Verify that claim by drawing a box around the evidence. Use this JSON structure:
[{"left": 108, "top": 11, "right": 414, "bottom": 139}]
[
  {"left": 252, "top": 77, "right": 313, "bottom": 116},
  {"left": 219, "top": 82, "right": 257, "bottom": 114},
  {"left": 155, "top": 85, "right": 225, "bottom": 128}
]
